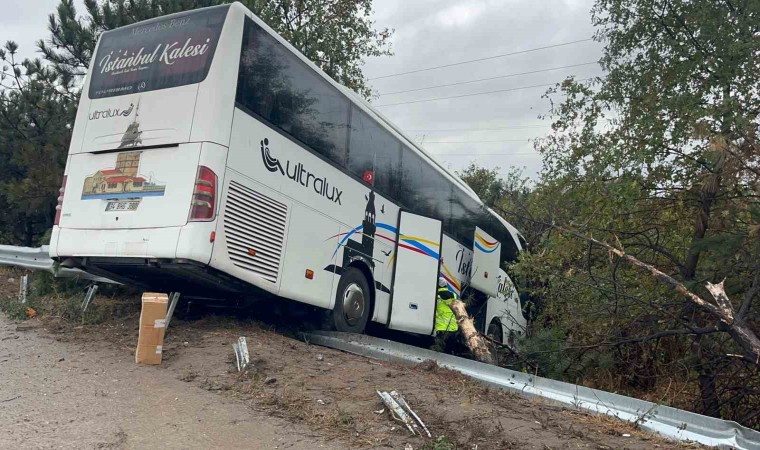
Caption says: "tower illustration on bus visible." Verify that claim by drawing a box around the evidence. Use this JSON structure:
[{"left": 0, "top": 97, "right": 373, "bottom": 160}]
[{"left": 51, "top": 2, "right": 528, "bottom": 344}]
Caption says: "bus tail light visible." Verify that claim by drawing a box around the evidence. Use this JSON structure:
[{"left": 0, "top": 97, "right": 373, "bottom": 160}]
[
  {"left": 189, "top": 166, "right": 217, "bottom": 221},
  {"left": 54, "top": 175, "right": 67, "bottom": 225}
]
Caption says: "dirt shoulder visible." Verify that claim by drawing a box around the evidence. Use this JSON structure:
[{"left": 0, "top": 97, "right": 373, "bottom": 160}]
[
  {"left": 0, "top": 308, "right": 691, "bottom": 449},
  {"left": 0, "top": 314, "right": 344, "bottom": 450}
]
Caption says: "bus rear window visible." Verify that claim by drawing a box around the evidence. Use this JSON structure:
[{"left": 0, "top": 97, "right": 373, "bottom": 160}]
[{"left": 88, "top": 5, "right": 229, "bottom": 99}]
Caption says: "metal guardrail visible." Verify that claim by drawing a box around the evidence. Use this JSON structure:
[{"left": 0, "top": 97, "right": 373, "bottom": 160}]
[
  {"left": 0, "top": 245, "right": 55, "bottom": 271},
  {"left": 2, "top": 243, "right": 757, "bottom": 447},
  {"left": 306, "top": 331, "right": 760, "bottom": 450},
  {"left": 0, "top": 244, "right": 117, "bottom": 284}
]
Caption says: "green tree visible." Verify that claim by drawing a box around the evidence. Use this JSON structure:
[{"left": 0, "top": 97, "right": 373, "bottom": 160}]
[
  {"left": 0, "top": 42, "right": 75, "bottom": 245},
  {"left": 457, "top": 163, "right": 510, "bottom": 208},
  {"left": 511, "top": 0, "right": 759, "bottom": 426}
]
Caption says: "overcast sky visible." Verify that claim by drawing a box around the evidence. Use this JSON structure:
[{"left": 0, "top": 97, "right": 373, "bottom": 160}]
[
  {"left": 363, "top": 0, "right": 604, "bottom": 178},
  {"left": 3, "top": 0, "right": 604, "bottom": 179}
]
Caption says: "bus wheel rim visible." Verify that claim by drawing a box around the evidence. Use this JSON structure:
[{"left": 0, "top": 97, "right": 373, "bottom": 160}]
[{"left": 343, "top": 283, "right": 365, "bottom": 325}]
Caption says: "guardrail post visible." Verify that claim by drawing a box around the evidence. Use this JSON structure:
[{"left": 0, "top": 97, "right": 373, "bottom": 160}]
[
  {"left": 81, "top": 284, "right": 98, "bottom": 312},
  {"left": 18, "top": 275, "right": 28, "bottom": 304},
  {"left": 164, "top": 292, "right": 181, "bottom": 335}
]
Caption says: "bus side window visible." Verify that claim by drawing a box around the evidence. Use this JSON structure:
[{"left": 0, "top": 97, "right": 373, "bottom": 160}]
[
  {"left": 236, "top": 18, "right": 349, "bottom": 166},
  {"left": 347, "top": 108, "right": 401, "bottom": 196}
]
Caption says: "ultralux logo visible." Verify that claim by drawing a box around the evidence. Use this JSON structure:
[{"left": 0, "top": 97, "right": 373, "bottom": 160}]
[{"left": 260, "top": 139, "right": 343, "bottom": 205}]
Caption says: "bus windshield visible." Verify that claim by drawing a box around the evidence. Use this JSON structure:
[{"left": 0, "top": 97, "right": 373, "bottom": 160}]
[{"left": 88, "top": 5, "right": 229, "bottom": 99}]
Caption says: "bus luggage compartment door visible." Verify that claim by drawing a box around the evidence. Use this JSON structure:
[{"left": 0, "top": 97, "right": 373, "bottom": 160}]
[
  {"left": 470, "top": 226, "right": 500, "bottom": 297},
  {"left": 387, "top": 211, "right": 442, "bottom": 335}
]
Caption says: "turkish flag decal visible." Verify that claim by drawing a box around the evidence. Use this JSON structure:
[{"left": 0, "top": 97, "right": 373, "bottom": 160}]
[{"left": 363, "top": 170, "right": 375, "bottom": 185}]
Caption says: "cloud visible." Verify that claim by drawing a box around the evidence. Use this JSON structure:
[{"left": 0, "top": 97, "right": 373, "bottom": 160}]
[
  {"left": 436, "top": 4, "right": 487, "bottom": 27},
  {"left": 1, "top": 0, "right": 62, "bottom": 61}
]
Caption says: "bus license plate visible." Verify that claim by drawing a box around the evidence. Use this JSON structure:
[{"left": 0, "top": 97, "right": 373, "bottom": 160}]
[{"left": 105, "top": 200, "right": 140, "bottom": 212}]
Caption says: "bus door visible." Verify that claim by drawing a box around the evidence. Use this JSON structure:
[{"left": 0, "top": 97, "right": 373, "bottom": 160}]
[
  {"left": 471, "top": 226, "right": 500, "bottom": 297},
  {"left": 387, "top": 211, "right": 442, "bottom": 335}
]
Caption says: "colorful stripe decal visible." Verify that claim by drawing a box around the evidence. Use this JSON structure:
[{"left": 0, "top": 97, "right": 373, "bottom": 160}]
[
  {"left": 475, "top": 234, "right": 498, "bottom": 247},
  {"left": 399, "top": 238, "right": 439, "bottom": 260},
  {"left": 398, "top": 241, "right": 431, "bottom": 257},
  {"left": 375, "top": 233, "right": 396, "bottom": 244},
  {"left": 474, "top": 242, "right": 500, "bottom": 253},
  {"left": 474, "top": 232, "right": 500, "bottom": 254},
  {"left": 440, "top": 264, "right": 461, "bottom": 295},
  {"left": 331, "top": 222, "right": 440, "bottom": 261},
  {"left": 376, "top": 223, "right": 398, "bottom": 233},
  {"left": 386, "top": 251, "right": 396, "bottom": 267},
  {"left": 399, "top": 235, "right": 440, "bottom": 247},
  {"left": 329, "top": 221, "right": 465, "bottom": 295},
  {"left": 330, "top": 224, "right": 364, "bottom": 258}
]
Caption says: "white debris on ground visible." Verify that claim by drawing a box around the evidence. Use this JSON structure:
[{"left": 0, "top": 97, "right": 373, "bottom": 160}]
[
  {"left": 232, "top": 336, "right": 250, "bottom": 372},
  {"left": 375, "top": 390, "right": 431, "bottom": 437}
]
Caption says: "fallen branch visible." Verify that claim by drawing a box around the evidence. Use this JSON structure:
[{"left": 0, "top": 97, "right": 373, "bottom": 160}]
[{"left": 551, "top": 224, "right": 760, "bottom": 366}]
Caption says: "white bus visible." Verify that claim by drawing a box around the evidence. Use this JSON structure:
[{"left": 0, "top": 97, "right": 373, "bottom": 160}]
[{"left": 50, "top": 2, "right": 527, "bottom": 342}]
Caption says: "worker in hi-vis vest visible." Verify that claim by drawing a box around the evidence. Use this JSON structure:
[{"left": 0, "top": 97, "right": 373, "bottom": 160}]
[
  {"left": 433, "top": 277, "right": 459, "bottom": 352},
  {"left": 435, "top": 277, "right": 459, "bottom": 332}
]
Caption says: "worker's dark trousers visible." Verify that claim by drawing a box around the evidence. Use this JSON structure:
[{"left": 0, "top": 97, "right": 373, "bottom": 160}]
[{"left": 433, "top": 331, "right": 459, "bottom": 354}]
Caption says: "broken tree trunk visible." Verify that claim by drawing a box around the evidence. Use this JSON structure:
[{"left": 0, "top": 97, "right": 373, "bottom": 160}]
[
  {"left": 449, "top": 299, "right": 494, "bottom": 364},
  {"left": 553, "top": 225, "right": 760, "bottom": 366},
  {"left": 706, "top": 281, "right": 760, "bottom": 366}
]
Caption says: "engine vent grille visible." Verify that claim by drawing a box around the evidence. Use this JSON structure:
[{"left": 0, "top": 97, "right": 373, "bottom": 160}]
[{"left": 223, "top": 181, "right": 288, "bottom": 283}]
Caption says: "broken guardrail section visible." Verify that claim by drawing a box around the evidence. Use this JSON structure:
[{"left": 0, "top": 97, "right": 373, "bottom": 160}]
[{"left": 0, "top": 244, "right": 117, "bottom": 284}]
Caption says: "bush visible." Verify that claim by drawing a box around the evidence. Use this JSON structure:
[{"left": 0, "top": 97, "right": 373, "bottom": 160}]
[
  {"left": 516, "top": 328, "right": 572, "bottom": 379},
  {"left": 0, "top": 294, "right": 31, "bottom": 320},
  {"left": 1, "top": 271, "right": 140, "bottom": 324},
  {"left": 422, "top": 436, "right": 455, "bottom": 450}
]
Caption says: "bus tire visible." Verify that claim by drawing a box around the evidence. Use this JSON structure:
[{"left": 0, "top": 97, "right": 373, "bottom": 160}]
[
  {"left": 331, "top": 268, "right": 371, "bottom": 333},
  {"left": 487, "top": 320, "right": 503, "bottom": 344}
]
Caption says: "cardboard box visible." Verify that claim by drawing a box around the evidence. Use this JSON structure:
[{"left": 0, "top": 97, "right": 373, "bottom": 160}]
[
  {"left": 136, "top": 292, "right": 168, "bottom": 365},
  {"left": 140, "top": 293, "right": 168, "bottom": 324},
  {"left": 135, "top": 344, "right": 163, "bottom": 365},
  {"left": 138, "top": 325, "right": 166, "bottom": 346}
]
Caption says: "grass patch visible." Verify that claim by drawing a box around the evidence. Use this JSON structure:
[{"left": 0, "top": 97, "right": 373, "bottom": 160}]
[
  {"left": 421, "top": 435, "right": 456, "bottom": 450},
  {"left": 233, "top": 368, "right": 359, "bottom": 435},
  {"left": 0, "top": 270, "right": 140, "bottom": 325},
  {"left": 0, "top": 294, "right": 32, "bottom": 320}
]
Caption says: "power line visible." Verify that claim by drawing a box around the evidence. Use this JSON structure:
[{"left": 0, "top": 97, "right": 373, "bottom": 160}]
[
  {"left": 405, "top": 125, "right": 547, "bottom": 132},
  {"left": 433, "top": 152, "right": 540, "bottom": 156},
  {"left": 368, "top": 38, "right": 594, "bottom": 80},
  {"left": 374, "top": 77, "right": 595, "bottom": 107},
  {"left": 379, "top": 61, "right": 599, "bottom": 96},
  {"left": 421, "top": 139, "right": 534, "bottom": 144}
]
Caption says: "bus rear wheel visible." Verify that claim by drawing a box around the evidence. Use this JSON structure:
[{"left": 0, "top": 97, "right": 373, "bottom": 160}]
[{"left": 331, "top": 268, "right": 371, "bottom": 333}]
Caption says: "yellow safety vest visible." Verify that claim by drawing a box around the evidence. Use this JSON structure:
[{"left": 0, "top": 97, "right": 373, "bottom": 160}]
[{"left": 435, "top": 287, "right": 459, "bottom": 332}]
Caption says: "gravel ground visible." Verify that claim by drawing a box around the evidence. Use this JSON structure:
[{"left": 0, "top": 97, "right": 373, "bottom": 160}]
[
  {"left": 0, "top": 269, "right": 692, "bottom": 449},
  {"left": 0, "top": 315, "right": 344, "bottom": 450}
]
